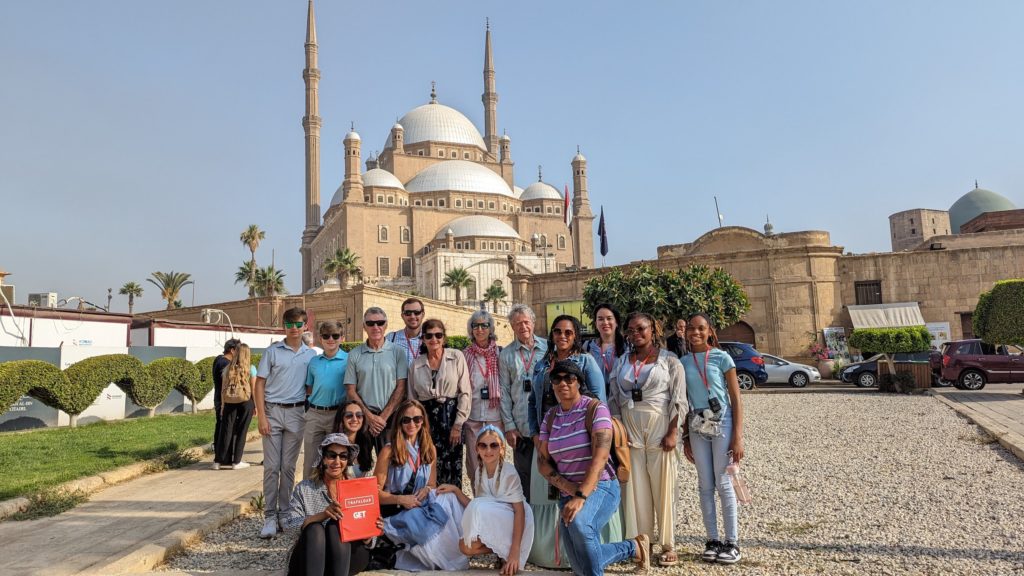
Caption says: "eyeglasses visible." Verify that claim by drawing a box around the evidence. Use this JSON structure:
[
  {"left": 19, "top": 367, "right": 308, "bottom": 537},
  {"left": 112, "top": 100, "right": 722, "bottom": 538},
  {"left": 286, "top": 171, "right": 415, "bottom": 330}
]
[
  {"left": 364, "top": 320, "right": 386, "bottom": 327},
  {"left": 323, "top": 450, "right": 349, "bottom": 461},
  {"left": 551, "top": 328, "right": 575, "bottom": 337},
  {"left": 422, "top": 332, "right": 444, "bottom": 340},
  {"left": 625, "top": 325, "right": 651, "bottom": 335},
  {"left": 551, "top": 374, "right": 577, "bottom": 385},
  {"left": 476, "top": 441, "right": 501, "bottom": 450},
  {"left": 402, "top": 309, "right": 424, "bottom": 317},
  {"left": 343, "top": 411, "right": 364, "bottom": 419},
  {"left": 471, "top": 323, "right": 491, "bottom": 330},
  {"left": 320, "top": 333, "right": 341, "bottom": 340},
  {"left": 284, "top": 321, "right": 305, "bottom": 329},
  {"left": 399, "top": 415, "right": 424, "bottom": 425}
]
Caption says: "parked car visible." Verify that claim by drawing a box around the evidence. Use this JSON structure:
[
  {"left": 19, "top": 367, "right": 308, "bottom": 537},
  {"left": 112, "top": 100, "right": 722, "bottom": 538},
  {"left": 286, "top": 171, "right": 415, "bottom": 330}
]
[
  {"left": 761, "top": 354, "right": 821, "bottom": 388},
  {"left": 840, "top": 352, "right": 932, "bottom": 388},
  {"left": 718, "top": 341, "right": 769, "bottom": 390},
  {"left": 939, "top": 339, "right": 1024, "bottom": 390}
]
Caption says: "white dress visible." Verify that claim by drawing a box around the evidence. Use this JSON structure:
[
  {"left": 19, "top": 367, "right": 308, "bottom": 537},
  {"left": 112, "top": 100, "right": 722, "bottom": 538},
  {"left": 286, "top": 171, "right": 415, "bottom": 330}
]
[{"left": 462, "top": 461, "right": 535, "bottom": 563}]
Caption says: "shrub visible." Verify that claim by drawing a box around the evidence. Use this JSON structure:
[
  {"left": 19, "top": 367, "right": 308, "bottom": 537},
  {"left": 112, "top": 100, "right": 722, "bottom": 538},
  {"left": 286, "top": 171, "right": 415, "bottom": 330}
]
[
  {"left": 65, "top": 354, "right": 151, "bottom": 409},
  {"left": 194, "top": 356, "right": 216, "bottom": 388},
  {"left": 0, "top": 361, "right": 31, "bottom": 412},
  {"left": 973, "top": 279, "right": 1024, "bottom": 346},
  {"left": 848, "top": 327, "right": 931, "bottom": 354},
  {"left": 340, "top": 341, "right": 363, "bottom": 352},
  {"left": 446, "top": 335, "right": 470, "bottom": 350},
  {"left": 251, "top": 352, "right": 262, "bottom": 369},
  {"left": 148, "top": 358, "right": 204, "bottom": 404}
]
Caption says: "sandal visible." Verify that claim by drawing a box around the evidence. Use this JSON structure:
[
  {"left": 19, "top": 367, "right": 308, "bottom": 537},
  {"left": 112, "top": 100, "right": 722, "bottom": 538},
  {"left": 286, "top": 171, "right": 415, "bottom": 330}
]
[
  {"left": 634, "top": 534, "right": 651, "bottom": 572},
  {"left": 659, "top": 549, "right": 679, "bottom": 567}
]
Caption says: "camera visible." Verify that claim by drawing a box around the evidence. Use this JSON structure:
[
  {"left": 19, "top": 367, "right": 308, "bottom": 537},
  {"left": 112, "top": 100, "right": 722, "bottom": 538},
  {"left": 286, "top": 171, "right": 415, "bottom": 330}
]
[
  {"left": 481, "top": 387, "right": 490, "bottom": 400},
  {"left": 708, "top": 397, "right": 722, "bottom": 414}
]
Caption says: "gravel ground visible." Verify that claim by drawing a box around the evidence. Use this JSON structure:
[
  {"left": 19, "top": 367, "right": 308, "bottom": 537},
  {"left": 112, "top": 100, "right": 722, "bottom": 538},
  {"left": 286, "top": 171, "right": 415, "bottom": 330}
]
[{"left": 162, "top": 393, "right": 1024, "bottom": 575}]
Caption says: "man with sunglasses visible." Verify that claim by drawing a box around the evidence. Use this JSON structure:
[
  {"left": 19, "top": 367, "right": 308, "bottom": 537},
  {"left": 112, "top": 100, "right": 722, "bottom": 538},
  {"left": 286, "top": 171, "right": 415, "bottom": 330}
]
[
  {"left": 254, "top": 307, "right": 318, "bottom": 539},
  {"left": 386, "top": 297, "right": 425, "bottom": 365},
  {"left": 344, "top": 307, "right": 409, "bottom": 456},
  {"left": 301, "top": 320, "right": 348, "bottom": 481}
]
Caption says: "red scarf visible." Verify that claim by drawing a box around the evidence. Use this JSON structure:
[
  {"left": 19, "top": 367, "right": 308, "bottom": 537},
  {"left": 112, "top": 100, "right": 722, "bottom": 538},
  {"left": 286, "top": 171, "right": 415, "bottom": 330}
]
[{"left": 465, "top": 340, "right": 501, "bottom": 409}]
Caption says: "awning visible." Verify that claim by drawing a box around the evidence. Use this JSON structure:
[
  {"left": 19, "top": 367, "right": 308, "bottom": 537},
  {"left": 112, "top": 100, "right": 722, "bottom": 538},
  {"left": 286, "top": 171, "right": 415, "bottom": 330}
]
[{"left": 848, "top": 302, "right": 926, "bottom": 329}]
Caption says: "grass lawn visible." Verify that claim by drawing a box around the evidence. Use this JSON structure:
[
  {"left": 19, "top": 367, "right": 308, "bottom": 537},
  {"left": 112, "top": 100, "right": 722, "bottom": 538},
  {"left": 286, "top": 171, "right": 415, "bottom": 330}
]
[{"left": 0, "top": 412, "right": 237, "bottom": 500}]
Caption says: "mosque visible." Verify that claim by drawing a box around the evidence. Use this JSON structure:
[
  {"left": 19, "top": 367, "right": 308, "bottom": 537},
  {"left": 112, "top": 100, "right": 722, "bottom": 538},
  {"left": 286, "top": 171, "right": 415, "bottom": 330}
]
[
  {"left": 297, "top": 2, "right": 593, "bottom": 304},
  {"left": 889, "top": 183, "right": 1020, "bottom": 251}
]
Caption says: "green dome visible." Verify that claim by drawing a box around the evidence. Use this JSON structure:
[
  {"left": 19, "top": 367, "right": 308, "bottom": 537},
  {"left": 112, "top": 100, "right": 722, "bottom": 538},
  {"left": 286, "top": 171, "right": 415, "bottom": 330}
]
[{"left": 949, "top": 187, "right": 1017, "bottom": 233}]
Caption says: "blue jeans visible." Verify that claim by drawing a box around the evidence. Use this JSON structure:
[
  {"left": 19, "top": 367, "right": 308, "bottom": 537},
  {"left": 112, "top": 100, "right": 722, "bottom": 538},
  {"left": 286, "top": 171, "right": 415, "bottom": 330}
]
[
  {"left": 557, "top": 479, "right": 635, "bottom": 576},
  {"left": 688, "top": 408, "right": 738, "bottom": 542}
]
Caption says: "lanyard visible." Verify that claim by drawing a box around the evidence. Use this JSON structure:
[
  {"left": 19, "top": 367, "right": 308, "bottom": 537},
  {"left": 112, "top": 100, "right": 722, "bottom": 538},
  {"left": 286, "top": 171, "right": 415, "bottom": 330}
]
[
  {"left": 692, "top": 349, "right": 711, "bottom": 391},
  {"left": 407, "top": 442, "right": 421, "bottom": 474},
  {"left": 518, "top": 345, "right": 538, "bottom": 376},
  {"left": 631, "top": 349, "right": 656, "bottom": 389},
  {"left": 599, "top": 343, "right": 615, "bottom": 374},
  {"left": 473, "top": 356, "right": 489, "bottom": 382},
  {"left": 406, "top": 333, "right": 420, "bottom": 359}
]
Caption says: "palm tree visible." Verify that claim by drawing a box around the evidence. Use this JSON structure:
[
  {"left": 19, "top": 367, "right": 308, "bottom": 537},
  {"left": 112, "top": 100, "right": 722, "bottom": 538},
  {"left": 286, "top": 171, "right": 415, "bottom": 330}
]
[
  {"left": 147, "top": 271, "right": 193, "bottom": 310},
  {"left": 254, "top": 265, "right": 286, "bottom": 298},
  {"left": 234, "top": 261, "right": 257, "bottom": 295},
  {"left": 483, "top": 283, "right": 508, "bottom": 313},
  {"left": 323, "top": 247, "right": 360, "bottom": 288},
  {"left": 239, "top": 225, "right": 265, "bottom": 298},
  {"left": 118, "top": 281, "right": 143, "bottom": 314},
  {"left": 441, "top": 267, "right": 473, "bottom": 306}
]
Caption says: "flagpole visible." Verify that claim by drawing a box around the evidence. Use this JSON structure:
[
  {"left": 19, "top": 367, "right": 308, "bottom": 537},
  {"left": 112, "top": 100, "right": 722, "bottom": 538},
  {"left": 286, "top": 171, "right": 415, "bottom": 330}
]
[{"left": 714, "top": 196, "right": 723, "bottom": 228}]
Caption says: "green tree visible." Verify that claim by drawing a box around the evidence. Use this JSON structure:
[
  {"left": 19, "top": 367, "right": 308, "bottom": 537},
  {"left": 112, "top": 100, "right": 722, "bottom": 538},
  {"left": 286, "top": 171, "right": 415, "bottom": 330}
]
[
  {"left": 582, "top": 263, "right": 750, "bottom": 330},
  {"left": 239, "top": 224, "right": 265, "bottom": 298},
  {"left": 147, "top": 271, "right": 193, "bottom": 310},
  {"left": 441, "top": 267, "right": 473, "bottom": 306},
  {"left": 483, "top": 283, "right": 508, "bottom": 313},
  {"left": 973, "top": 279, "right": 1024, "bottom": 346},
  {"left": 323, "top": 248, "right": 360, "bottom": 288},
  {"left": 254, "top": 265, "right": 286, "bottom": 298},
  {"left": 848, "top": 326, "right": 931, "bottom": 392},
  {"left": 118, "top": 281, "right": 143, "bottom": 314},
  {"left": 234, "top": 261, "right": 257, "bottom": 295}
]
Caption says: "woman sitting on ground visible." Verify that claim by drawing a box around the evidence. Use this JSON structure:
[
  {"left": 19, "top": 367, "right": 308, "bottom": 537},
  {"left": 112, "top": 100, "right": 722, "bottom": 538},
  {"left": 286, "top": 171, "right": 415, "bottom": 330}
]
[
  {"left": 332, "top": 399, "right": 375, "bottom": 477},
  {"left": 284, "top": 434, "right": 380, "bottom": 576},
  {"left": 440, "top": 425, "right": 534, "bottom": 574},
  {"left": 375, "top": 399, "right": 469, "bottom": 571}
]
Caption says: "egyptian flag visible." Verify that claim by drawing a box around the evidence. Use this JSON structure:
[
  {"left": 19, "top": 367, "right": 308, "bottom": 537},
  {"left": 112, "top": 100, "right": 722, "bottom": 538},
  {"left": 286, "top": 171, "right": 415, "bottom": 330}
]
[
  {"left": 564, "top": 184, "right": 572, "bottom": 235},
  {"left": 598, "top": 206, "right": 608, "bottom": 257}
]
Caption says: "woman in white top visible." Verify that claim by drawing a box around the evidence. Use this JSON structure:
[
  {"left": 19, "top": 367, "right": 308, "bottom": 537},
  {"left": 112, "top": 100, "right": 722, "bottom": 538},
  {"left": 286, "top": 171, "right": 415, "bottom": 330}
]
[
  {"left": 461, "top": 310, "right": 503, "bottom": 486},
  {"left": 608, "top": 312, "right": 687, "bottom": 567}
]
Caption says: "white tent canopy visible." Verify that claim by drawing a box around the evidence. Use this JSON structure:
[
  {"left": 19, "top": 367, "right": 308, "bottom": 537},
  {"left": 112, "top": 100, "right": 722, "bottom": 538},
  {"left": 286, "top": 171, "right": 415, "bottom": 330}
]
[{"left": 848, "top": 302, "right": 926, "bottom": 329}]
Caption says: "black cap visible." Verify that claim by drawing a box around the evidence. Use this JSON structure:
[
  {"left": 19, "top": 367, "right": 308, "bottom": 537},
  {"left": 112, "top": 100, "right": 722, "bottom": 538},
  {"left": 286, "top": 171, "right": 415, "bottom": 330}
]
[
  {"left": 551, "top": 360, "right": 585, "bottom": 384},
  {"left": 223, "top": 338, "right": 242, "bottom": 354}
]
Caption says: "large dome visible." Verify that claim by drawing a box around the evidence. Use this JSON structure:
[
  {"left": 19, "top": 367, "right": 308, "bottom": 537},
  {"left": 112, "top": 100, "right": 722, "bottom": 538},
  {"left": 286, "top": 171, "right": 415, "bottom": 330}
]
[
  {"left": 385, "top": 102, "right": 486, "bottom": 150},
  {"left": 949, "top": 187, "right": 1017, "bottom": 233},
  {"left": 520, "top": 180, "right": 562, "bottom": 201},
  {"left": 406, "top": 161, "right": 514, "bottom": 196},
  {"left": 434, "top": 215, "right": 520, "bottom": 240}
]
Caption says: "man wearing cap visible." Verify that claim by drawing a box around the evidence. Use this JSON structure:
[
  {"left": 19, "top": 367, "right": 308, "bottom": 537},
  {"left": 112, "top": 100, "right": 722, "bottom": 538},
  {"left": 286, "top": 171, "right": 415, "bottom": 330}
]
[
  {"left": 211, "top": 338, "right": 241, "bottom": 470},
  {"left": 345, "top": 307, "right": 409, "bottom": 456}
]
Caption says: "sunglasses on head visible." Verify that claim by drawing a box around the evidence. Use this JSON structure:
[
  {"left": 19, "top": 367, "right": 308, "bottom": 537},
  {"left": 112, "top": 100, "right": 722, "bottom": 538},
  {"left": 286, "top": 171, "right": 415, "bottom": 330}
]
[
  {"left": 343, "top": 411, "right": 364, "bottom": 419},
  {"left": 364, "top": 320, "right": 386, "bottom": 327},
  {"left": 476, "top": 441, "right": 501, "bottom": 450},
  {"left": 320, "top": 333, "right": 341, "bottom": 340},
  {"left": 402, "top": 309, "right": 424, "bottom": 316},
  {"left": 284, "top": 321, "right": 305, "bottom": 329},
  {"left": 471, "top": 322, "right": 491, "bottom": 330},
  {"left": 399, "top": 415, "right": 424, "bottom": 425},
  {"left": 422, "top": 332, "right": 444, "bottom": 340},
  {"left": 323, "top": 450, "right": 349, "bottom": 461}
]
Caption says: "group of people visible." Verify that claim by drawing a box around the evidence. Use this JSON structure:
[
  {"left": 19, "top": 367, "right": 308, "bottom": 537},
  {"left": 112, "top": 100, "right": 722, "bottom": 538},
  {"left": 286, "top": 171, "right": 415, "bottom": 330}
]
[{"left": 217, "top": 297, "right": 746, "bottom": 576}]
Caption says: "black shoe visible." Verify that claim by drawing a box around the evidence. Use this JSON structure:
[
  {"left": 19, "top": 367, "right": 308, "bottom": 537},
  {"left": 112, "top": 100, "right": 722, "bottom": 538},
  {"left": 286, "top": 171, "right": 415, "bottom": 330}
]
[
  {"left": 701, "top": 540, "right": 721, "bottom": 562},
  {"left": 716, "top": 541, "right": 741, "bottom": 564}
]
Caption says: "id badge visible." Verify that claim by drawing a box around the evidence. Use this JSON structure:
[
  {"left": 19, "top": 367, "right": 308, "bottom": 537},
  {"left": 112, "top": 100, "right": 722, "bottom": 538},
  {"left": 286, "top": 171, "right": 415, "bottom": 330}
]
[
  {"left": 631, "top": 388, "right": 643, "bottom": 402},
  {"left": 481, "top": 387, "right": 490, "bottom": 400},
  {"left": 523, "top": 378, "right": 532, "bottom": 393}
]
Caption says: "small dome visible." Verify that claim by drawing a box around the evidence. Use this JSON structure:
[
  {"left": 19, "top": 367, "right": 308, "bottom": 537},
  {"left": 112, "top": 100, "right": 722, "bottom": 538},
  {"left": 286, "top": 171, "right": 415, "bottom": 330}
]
[
  {"left": 406, "top": 160, "right": 514, "bottom": 196},
  {"left": 520, "top": 181, "right": 562, "bottom": 201},
  {"left": 345, "top": 130, "right": 361, "bottom": 142},
  {"left": 573, "top": 152, "right": 586, "bottom": 162},
  {"left": 392, "top": 122, "right": 403, "bottom": 131},
  {"left": 500, "top": 133, "right": 511, "bottom": 142},
  {"left": 385, "top": 103, "right": 486, "bottom": 150},
  {"left": 434, "top": 215, "right": 520, "bottom": 240},
  {"left": 362, "top": 168, "right": 404, "bottom": 190},
  {"left": 949, "top": 186, "right": 1017, "bottom": 233},
  {"left": 330, "top": 184, "right": 345, "bottom": 206}
]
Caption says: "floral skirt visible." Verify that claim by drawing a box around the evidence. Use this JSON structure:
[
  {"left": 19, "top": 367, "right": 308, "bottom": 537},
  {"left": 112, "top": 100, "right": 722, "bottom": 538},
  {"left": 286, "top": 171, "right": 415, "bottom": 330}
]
[{"left": 422, "top": 398, "right": 464, "bottom": 488}]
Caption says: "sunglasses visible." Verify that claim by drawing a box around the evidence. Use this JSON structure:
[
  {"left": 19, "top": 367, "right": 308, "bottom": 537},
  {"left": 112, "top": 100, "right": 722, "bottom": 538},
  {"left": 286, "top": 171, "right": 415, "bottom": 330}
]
[
  {"left": 625, "top": 325, "right": 651, "bottom": 335},
  {"left": 476, "top": 441, "right": 501, "bottom": 450},
  {"left": 402, "top": 309, "right": 424, "bottom": 316},
  {"left": 284, "top": 321, "right": 305, "bottom": 329},
  {"left": 399, "top": 415, "right": 424, "bottom": 425},
  {"left": 471, "top": 323, "right": 491, "bottom": 330},
  {"left": 422, "top": 332, "right": 444, "bottom": 340},
  {"left": 320, "top": 333, "right": 341, "bottom": 340},
  {"left": 323, "top": 450, "right": 349, "bottom": 461},
  {"left": 551, "top": 374, "right": 577, "bottom": 385},
  {"left": 551, "top": 328, "right": 575, "bottom": 337},
  {"left": 343, "top": 411, "right": 364, "bottom": 419},
  {"left": 364, "top": 320, "right": 386, "bottom": 327}
]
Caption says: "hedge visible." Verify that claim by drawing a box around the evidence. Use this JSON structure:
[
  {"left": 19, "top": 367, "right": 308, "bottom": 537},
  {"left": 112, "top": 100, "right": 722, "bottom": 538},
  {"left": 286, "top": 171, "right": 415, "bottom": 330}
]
[
  {"left": 973, "top": 279, "right": 1024, "bottom": 346},
  {"left": 149, "top": 358, "right": 204, "bottom": 405},
  {"left": 848, "top": 326, "right": 931, "bottom": 354},
  {"left": 0, "top": 361, "right": 71, "bottom": 415}
]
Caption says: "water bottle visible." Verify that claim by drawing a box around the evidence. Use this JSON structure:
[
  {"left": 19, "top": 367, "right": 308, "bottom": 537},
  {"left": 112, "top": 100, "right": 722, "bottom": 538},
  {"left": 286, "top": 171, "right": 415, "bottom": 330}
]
[{"left": 726, "top": 458, "right": 752, "bottom": 505}]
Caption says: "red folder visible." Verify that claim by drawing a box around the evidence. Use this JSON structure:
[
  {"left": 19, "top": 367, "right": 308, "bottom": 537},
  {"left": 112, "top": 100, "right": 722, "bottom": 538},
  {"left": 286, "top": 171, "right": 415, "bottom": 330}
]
[{"left": 335, "top": 477, "right": 383, "bottom": 543}]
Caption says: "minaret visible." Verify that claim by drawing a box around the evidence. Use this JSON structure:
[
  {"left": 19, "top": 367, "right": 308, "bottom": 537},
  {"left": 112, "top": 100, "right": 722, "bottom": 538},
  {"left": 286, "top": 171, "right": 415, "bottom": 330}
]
[
  {"left": 571, "top": 148, "right": 595, "bottom": 268},
  {"left": 482, "top": 19, "right": 499, "bottom": 157},
  {"left": 343, "top": 126, "right": 363, "bottom": 202},
  {"left": 300, "top": 0, "right": 321, "bottom": 293}
]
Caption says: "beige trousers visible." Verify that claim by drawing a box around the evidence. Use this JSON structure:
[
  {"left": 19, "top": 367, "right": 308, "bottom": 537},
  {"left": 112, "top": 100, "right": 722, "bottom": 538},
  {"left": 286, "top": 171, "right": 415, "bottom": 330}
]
[{"left": 621, "top": 403, "right": 678, "bottom": 548}]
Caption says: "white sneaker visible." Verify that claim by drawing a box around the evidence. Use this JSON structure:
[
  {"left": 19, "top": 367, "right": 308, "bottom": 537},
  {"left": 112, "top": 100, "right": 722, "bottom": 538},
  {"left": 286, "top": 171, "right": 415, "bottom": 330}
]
[
  {"left": 231, "top": 462, "right": 250, "bottom": 470},
  {"left": 260, "top": 518, "right": 279, "bottom": 539},
  {"left": 211, "top": 463, "right": 221, "bottom": 470}
]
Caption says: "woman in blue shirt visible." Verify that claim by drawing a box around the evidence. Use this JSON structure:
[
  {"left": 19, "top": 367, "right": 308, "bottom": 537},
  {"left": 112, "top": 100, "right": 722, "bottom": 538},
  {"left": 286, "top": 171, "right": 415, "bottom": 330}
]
[{"left": 680, "top": 313, "right": 745, "bottom": 565}]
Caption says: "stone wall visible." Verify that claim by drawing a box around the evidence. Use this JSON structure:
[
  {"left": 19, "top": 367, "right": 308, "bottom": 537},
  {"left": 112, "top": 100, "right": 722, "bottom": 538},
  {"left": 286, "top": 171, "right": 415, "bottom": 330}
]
[
  {"left": 888, "top": 208, "right": 951, "bottom": 252},
  {"left": 959, "top": 209, "right": 1024, "bottom": 234}
]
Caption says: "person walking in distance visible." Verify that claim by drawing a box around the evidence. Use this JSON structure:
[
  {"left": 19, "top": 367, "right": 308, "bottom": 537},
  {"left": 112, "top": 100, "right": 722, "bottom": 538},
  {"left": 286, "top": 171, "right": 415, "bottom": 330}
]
[
  {"left": 254, "top": 308, "right": 317, "bottom": 539},
  {"left": 498, "top": 304, "right": 547, "bottom": 500}
]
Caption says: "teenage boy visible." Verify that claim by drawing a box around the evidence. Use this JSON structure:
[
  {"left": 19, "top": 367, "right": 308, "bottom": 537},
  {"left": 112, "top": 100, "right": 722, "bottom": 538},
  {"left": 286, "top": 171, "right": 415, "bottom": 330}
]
[{"left": 344, "top": 307, "right": 409, "bottom": 455}]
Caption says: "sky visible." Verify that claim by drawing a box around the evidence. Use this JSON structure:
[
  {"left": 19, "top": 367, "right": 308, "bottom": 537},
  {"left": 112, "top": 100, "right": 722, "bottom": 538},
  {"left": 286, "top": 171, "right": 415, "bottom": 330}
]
[{"left": 2, "top": 1, "right": 1023, "bottom": 313}]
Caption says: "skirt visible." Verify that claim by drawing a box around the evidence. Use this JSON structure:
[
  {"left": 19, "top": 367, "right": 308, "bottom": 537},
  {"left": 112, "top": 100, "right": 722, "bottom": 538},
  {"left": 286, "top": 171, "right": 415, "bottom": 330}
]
[
  {"left": 422, "top": 397, "right": 465, "bottom": 488},
  {"left": 462, "top": 497, "right": 535, "bottom": 563}
]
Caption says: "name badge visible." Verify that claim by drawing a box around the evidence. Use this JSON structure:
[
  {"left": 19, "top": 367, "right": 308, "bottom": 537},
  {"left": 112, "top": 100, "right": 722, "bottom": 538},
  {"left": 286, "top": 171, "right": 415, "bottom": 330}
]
[{"left": 631, "top": 388, "right": 643, "bottom": 402}]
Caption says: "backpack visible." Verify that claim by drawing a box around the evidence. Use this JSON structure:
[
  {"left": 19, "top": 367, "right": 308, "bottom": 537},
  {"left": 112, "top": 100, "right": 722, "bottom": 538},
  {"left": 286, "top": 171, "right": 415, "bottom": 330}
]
[
  {"left": 544, "top": 397, "right": 631, "bottom": 484},
  {"left": 221, "top": 367, "right": 252, "bottom": 404}
]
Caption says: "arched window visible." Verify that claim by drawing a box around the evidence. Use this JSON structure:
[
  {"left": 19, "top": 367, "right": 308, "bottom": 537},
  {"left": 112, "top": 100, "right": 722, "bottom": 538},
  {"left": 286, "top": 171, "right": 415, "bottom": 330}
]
[
  {"left": 400, "top": 226, "right": 411, "bottom": 243},
  {"left": 455, "top": 199, "right": 462, "bottom": 208},
  {"left": 557, "top": 235, "right": 566, "bottom": 250},
  {"left": 438, "top": 149, "right": 445, "bottom": 157},
  {"left": 378, "top": 226, "right": 389, "bottom": 243},
  {"left": 438, "top": 199, "right": 446, "bottom": 207}
]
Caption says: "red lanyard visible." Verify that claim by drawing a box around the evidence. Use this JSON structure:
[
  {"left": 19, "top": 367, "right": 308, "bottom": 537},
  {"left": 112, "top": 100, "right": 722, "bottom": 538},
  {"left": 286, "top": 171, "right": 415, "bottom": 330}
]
[
  {"left": 600, "top": 344, "right": 614, "bottom": 374},
  {"left": 408, "top": 447, "right": 421, "bottom": 474},
  {"left": 473, "top": 356, "right": 489, "bottom": 382},
  {"left": 406, "top": 334, "right": 420, "bottom": 359},
  {"left": 631, "top": 349, "right": 656, "bottom": 387},
  {"left": 519, "top": 346, "right": 537, "bottom": 374},
  {"left": 692, "top": 349, "right": 711, "bottom": 390}
]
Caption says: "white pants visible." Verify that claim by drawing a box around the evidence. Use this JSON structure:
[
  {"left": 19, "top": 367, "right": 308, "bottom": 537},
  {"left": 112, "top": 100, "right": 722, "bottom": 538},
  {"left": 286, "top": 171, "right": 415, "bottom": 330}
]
[{"left": 621, "top": 403, "right": 678, "bottom": 548}]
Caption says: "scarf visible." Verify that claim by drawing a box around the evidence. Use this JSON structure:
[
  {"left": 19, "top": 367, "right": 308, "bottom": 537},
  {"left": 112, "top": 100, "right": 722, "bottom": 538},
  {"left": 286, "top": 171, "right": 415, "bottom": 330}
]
[{"left": 465, "top": 340, "right": 501, "bottom": 409}]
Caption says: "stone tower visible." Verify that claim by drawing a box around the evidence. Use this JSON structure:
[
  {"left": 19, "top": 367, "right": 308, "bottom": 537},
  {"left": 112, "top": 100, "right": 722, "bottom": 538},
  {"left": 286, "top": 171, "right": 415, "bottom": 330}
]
[
  {"left": 571, "top": 149, "right": 595, "bottom": 268},
  {"left": 300, "top": 0, "right": 321, "bottom": 293},
  {"left": 482, "top": 20, "right": 499, "bottom": 158},
  {"left": 342, "top": 128, "right": 363, "bottom": 202}
]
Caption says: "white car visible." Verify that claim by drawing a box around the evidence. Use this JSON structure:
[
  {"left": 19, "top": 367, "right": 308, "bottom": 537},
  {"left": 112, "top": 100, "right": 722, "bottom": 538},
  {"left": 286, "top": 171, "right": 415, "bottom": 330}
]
[{"left": 761, "top": 354, "right": 821, "bottom": 387}]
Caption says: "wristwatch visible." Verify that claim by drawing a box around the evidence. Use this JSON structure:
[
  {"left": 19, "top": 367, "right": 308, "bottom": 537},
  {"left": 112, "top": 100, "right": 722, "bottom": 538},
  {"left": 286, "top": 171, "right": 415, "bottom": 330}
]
[{"left": 574, "top": 489, "right": 587, "bottom": 500}]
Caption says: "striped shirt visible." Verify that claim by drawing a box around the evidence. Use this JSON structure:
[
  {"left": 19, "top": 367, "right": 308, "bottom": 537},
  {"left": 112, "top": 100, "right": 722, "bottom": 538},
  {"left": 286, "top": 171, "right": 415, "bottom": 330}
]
[{"left": 540, "top": 397, "right": 614, "bottom": 492}]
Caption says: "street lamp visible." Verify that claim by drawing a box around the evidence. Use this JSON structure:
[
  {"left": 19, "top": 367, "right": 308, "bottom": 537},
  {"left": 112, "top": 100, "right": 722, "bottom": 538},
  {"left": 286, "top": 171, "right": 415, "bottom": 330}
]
[{"left": 201, "top": 308, "right": 235, "bottom": 338}]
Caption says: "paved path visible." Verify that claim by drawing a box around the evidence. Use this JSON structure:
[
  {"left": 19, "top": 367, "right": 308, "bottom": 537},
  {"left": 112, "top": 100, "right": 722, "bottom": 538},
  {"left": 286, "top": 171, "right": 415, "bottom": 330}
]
[{"left": 932, "top": 382, "right": 1024, "bottom": 461}]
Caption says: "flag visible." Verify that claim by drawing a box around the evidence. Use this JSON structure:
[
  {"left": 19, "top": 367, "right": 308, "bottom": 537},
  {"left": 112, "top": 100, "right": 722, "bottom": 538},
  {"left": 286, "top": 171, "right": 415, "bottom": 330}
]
[{"left": 598, "top": 206, "right": 608, "bottom": 257}]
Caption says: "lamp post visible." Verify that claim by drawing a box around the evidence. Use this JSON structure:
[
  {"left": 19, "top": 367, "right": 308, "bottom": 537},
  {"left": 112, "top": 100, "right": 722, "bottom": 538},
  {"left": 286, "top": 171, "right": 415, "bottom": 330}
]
[{"left": 201, "top": 308, "right": 235, "bottom": 338}]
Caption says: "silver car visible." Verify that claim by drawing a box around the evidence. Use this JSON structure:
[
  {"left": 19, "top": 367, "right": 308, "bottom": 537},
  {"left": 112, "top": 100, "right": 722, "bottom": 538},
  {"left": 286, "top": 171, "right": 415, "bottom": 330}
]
[{"left": 761, "top": 354, "right": 821, "bottom": 387}]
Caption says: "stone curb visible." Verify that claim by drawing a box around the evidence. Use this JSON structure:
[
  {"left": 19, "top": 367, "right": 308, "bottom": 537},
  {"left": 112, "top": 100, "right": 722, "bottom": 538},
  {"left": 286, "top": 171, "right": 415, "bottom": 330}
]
[
  {"left": 0, "top": 430, "right": 261, "bottom": 521},
  {"left": 930, "top": 391, "right": 1024, "bottom": 462}
]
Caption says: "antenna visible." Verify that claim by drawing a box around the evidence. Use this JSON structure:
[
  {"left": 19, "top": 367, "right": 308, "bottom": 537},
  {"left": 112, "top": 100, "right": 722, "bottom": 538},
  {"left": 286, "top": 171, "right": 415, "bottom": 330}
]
[{"left": 714, "top": 196, "right": 724, "bottom": 228}]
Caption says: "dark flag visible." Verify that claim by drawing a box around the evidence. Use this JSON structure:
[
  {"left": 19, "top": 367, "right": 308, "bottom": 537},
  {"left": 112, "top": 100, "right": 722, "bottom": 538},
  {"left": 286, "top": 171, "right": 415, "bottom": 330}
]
[{"left": 598, "top": 206, "right": 608, "bottom": 257}]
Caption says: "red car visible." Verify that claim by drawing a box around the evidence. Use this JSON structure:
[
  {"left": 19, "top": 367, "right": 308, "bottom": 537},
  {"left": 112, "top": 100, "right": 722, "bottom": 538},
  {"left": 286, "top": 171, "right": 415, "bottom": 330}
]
[{"left": 938, "top": 339, "right": 1024, "bottom": 390}]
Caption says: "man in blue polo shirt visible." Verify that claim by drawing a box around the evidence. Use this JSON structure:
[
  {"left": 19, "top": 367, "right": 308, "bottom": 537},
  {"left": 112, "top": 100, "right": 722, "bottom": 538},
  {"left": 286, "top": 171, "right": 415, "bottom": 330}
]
[
  {"left": 254, "top": 307, "right": 317, "bottom": 539},
  {"left": 301, "top": 319, "right": 348, "bottom": 480}
]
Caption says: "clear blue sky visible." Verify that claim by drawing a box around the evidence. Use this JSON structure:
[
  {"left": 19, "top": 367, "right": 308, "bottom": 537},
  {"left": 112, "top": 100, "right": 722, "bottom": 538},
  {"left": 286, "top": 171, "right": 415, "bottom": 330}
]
[{"left": 2, "top": 1, "right": 1022, "bottom": 313}]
